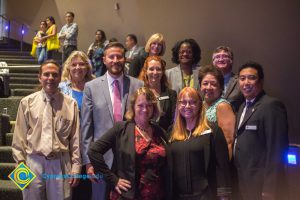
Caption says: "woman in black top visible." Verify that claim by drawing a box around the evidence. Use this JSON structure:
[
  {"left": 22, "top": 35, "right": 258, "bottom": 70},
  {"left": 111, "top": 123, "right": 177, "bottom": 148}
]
[
  {"left": 138, "top": 56, "right": 177, "bottom": 131},
  {"left": 168, "top": 87, "right": 231, "bottom": 200}
]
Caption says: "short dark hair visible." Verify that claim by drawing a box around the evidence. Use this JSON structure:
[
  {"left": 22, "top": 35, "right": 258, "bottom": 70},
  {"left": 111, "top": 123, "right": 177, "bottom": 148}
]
[
  {"left": 103, "top": 42, "right": 125, "bottom": 56},
  {"left": 66, "top": 11, "right": 75, "bottom": 18},
  {"left": 127, "top": 34, "right": 138, "bottom": 44},
  {"left": 198, "top": 65, "right": 224, "bottom": 91},
  {"left": 239, "top": 61, "right": 264, "bottom": 80},
  {"left": 39, "top": 59, "right": 61, "bottom": 75},
  {"left": 171, "top": 38, "right": 201, "bottom": 65},
  {"left": 46, "top": 16, "right": 55, "bottom": 24}
]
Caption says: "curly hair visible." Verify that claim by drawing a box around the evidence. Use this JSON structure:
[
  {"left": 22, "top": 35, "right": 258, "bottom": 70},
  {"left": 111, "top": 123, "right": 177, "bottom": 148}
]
[{"left": 171, "top": 38, "right": 201, "bottom": 65}]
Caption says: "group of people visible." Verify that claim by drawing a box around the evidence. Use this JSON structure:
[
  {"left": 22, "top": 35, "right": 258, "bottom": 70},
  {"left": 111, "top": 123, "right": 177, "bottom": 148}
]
[
  {"left": 31, "top": 11, "right": 78, "bottom": 64},
  {"left": 14, "top": 12, "right": 289, "bottom": 200}
]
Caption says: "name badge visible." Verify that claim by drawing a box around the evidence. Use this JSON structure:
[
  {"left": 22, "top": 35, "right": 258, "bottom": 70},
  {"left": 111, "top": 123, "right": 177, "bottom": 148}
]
[
  {"left": 245, "top": 125, "right": 257, "bottom": 130},
  {"left": 158, "top": 96, "right": 170, "bottom": 101}
]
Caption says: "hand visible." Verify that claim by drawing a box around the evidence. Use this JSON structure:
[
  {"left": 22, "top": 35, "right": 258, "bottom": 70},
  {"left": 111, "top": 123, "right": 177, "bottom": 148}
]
[
  {"left": 115, "top": 178, "right": 131, "bottom": 194},
  {"left": 86, "top": 163, "right": 99, "bottom": 183},
  {"left": 69, "top": 173, "right": 80, "bottom": 187}
]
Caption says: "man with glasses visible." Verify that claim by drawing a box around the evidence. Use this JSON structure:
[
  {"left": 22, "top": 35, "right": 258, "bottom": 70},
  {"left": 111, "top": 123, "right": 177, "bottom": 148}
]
[
  {"left": 59, "top": 11, "right": 78, "bottom": 63},
  {"left": 233, "top": 61, "right": 289, "bottom": 200},
  {"left": 212, "top": 46, "right": 244, "bottom": 112}
]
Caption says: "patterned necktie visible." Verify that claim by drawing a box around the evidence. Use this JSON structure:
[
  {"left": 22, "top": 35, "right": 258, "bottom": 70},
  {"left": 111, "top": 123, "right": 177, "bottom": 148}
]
[
  {"left": 41, "top": 97, "right": 53, "bottom": 156},
  {"left": 113, "top": 80, "right": 122, "bottom": 122},
  {"left": 238, "top": 101, "right": 253, "bottom": 128}
]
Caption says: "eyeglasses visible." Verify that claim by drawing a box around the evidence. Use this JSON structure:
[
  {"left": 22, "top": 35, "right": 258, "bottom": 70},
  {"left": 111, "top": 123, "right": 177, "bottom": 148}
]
[
  {"left": 178, "top": 100, "right": 198, "bottom": 107},
  {"left": 212, "top": 54, "right": 231, "bottom": 61}
]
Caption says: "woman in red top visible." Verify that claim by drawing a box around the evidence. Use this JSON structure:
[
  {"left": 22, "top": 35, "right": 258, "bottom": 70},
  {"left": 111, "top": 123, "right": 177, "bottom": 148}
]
[{"left": 88, "top": 87, "right": 167, "bottom": 200}]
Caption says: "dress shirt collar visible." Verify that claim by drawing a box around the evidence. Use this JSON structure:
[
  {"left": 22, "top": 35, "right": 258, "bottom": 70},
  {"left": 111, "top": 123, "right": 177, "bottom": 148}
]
[
  {"left": 107, "top": 72, "right": 124, "bottom": 87},
  {"left": 41, "top": 89, "right": 60, "bottom": 102}
]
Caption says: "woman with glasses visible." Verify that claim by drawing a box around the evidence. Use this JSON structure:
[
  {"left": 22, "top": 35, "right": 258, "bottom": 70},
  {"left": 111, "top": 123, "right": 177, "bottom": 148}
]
[
  {"left": 59, "top": 51, "right": 95, "bottom": 112},
  {"left": 166, "top": 39, "right": 201, "bottom": 94},
  {"left": 168, "top": 87, "right": 231, "bottom": 200},
  {"left": 198, "top": 65, "right": 236, "bottom": 159},
  {"left": 138, "top": 56, "right": 177, "bottom": 131},
  {"left": 88, "top": 87, "right": 167, "bottom": 200}
]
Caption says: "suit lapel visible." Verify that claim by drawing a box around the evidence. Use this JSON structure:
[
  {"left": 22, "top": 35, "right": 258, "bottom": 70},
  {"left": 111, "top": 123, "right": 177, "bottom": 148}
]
[
  {"left": 224, "top": 74, "right": 236, "bottom": 98},
  {"left": 192, "top": 68, "right": 200, "bottom": 90},
  {"left": 175, "top": 66, "right": 183, "bottom": 90},
  {"left": 238, "top": 103, "right": 258, "bottom": 130},
  {"left": 100, "top": 74, "right": 114, "bottom": 121},
  {"left": 122, "top": 76, "right": 130, "bottom": 118}
]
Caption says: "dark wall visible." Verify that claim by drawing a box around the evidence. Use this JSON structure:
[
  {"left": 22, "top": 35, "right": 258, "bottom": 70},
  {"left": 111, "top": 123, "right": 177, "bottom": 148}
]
[{"left": 6, "top": 0, "right": 300, "bottom": 143}]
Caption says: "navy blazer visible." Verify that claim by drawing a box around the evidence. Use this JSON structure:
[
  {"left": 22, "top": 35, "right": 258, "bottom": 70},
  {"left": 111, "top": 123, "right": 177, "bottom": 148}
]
[{"left": 234, "top": 91, "right": 289, "bottom": 200}]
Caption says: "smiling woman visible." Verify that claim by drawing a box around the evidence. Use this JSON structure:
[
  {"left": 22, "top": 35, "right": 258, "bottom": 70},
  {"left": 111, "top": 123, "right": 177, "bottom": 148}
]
[{"left": 59, "top": 51, "right": 95, "bottom": 112}]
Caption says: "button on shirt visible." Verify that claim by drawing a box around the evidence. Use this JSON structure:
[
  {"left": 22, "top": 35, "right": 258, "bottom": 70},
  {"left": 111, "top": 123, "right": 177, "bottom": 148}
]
[{"left": 12, "top": 90, "right": 81, "bottom": 173}]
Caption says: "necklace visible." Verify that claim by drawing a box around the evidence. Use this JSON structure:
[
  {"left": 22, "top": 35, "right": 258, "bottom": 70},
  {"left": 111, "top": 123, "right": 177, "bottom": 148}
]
[
  {"left": 186, "top": 130, "right": 192, "bottom": 140},
  {"left": 136, "top": 125, "right": 152, "bottom": 141}
]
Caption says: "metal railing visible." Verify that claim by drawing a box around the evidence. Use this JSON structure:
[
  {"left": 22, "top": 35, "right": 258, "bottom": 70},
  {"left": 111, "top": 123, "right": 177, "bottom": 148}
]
[{"left": 0, "top": 14, "right": 35, "bottom": 52}]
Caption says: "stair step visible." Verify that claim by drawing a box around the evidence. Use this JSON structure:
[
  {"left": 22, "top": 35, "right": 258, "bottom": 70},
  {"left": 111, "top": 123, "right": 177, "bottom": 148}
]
[
  {"left": 0, "top": 97, "right": 22, "bottom": 121},
  {"left": 0, "top": 146, "right": 14, "bottom": 163},
  {"left": 9, "top": 77, "right": 39, "bottom": 84},
  {"left": 10, "top": 83, "right": 39, "bottom": 89},
  {"left": 9, "top": 73, "right": 39, "bottom": 78},
  {"left": 5, "top": 66, "right": 40, "bottom": 73},
  {"left": 11, "top": 89, "right": 36, "bottom": 97},
  {"left": 0, "top": 163, "right": 15, "bottom": 180},
  {"left": 6, "top": 133, "right": 13, "bottom": 146},
  {"left": 0, "top": 180, "right": 22, "bottom": 200}
]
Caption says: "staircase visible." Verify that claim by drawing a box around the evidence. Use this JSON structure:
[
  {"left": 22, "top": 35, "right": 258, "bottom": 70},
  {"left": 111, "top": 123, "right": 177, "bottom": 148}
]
[{"left": 0, "top": 37, "right": 39, "bottom": 200}]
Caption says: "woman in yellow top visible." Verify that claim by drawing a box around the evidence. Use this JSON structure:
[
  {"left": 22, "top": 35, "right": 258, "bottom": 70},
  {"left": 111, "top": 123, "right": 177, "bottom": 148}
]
[
  {"left": 42, "top": 16, "right": 60, "bottom": 59},
  {"left": 31, "top": 20, "right": 47, "bottom": 64}
]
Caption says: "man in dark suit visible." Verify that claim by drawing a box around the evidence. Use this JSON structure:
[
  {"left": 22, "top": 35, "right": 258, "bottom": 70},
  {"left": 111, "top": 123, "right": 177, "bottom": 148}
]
[
  {"left": 212, "top": 46, "right": 244, "bottom": 112},
  {"left": 233, "top": 61, "right": 289, "bottom": 200},
  {"left": 81, "top": 42, "right": 143, "bottom": 200}
]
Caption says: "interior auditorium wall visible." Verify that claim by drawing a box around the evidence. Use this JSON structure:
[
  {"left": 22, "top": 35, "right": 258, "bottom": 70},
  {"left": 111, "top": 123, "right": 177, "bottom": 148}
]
[{"left": 6, "top": 0, "right": 300, "bottom": 143}]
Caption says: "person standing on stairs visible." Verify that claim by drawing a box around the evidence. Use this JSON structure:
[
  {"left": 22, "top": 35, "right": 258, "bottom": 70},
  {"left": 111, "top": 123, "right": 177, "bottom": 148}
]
[{"left": 12, "top": 60, "right": 81, "bottom": 200}]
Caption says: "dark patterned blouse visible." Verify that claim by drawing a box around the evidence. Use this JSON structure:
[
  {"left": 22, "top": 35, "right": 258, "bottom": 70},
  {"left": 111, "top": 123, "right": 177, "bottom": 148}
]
[{"left": 110, "top": 127, "right": 166, "bottom": 200}]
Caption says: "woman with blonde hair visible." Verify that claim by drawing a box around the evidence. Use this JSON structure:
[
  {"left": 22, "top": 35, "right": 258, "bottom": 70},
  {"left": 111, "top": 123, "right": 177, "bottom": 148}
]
[
  {"left": 88, "top": 87, "right": 167, "bottom": 200},
  {"left": 168, "top": 87, "right": 231, "bottom": 200},
  {"left": 128, "top": 33, "right": 166, "bottom": 77},
  {"left": 59, "top": 50, "right": 95, "bottom": 112},
  {"left": 138, "top": 55, "right": 177, "bottom": 131}
]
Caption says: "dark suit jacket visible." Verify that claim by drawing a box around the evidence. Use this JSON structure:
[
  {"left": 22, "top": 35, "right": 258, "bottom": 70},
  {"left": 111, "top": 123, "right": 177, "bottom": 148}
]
[
  {"left": 88, "top": 121, "right": 168, "bottom": 199},
  {"left": 234, "top": 91, "right": 289, "bottom": 200},
  {"left": 157, "top": 88, "right": 177, "bottom": 131},
  {"left": 128, "top": 51, "right": 148, "bottom": 77},
  {"left": 223, "top": 73, "right": 244, "bottom": 113}
]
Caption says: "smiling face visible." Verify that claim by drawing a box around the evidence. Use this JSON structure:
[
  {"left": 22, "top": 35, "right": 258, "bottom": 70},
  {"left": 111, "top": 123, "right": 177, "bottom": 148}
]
[
  {"left": 146, "top": 59, "right": 163, "bottom": 87},
  {"left": 149, "top": 41, "right": 162, "bottom": 56},
  {"left": 239, "top": 67, "right": 263, "bottom": 100},
  {"left": 179, "top": 43, "right": 193, "bottom": 65},
  {"left": 69, "top": 57, "right": 88, "bottom": 82},
  {"left": 212, "top": 50, "right": 233, "bottom": 74},
  {"left": 103, "top": 47, "right": 125, "bottom": 78},
  {"left": 39, "top": 63, "right": 61, "bottom": 95},
  {"left": 178, "top": 93, "right": 201, "bottom": 120},
  {"left": 200, "top": 73, "right": 222, "bottom": 105},
  {"left": 134, "top": 94, "right": 154, "bottom": 125}
]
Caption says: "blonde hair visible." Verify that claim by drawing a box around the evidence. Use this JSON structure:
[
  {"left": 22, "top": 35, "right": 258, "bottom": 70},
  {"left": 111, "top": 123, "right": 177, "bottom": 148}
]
[
  {"left": 170, "top": 87, "right": 210, "bottom": 142},
  {"left": 144, "top": 33, "right": 166, "bottom": 56},
  {"left": 61, "top": 51, "right": 95, "bottom": 82},
  {"left": 125, "top": 87, "right": 160, "bottom": 121}
]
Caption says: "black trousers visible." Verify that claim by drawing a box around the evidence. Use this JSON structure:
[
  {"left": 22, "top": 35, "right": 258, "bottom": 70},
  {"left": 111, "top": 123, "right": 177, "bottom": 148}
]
[{"left": 62, "top": 45, "right": 77, "bottom": 64}]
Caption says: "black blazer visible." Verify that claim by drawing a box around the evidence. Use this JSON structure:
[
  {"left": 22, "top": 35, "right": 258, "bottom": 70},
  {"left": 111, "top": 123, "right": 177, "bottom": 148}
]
[
  {"left": 88, "top": 121, "right": 168, "bottom": 199},
  {"left": 157, "top": 88, "right": 177, "bottom": 131},
  {"left": 128, "top": 51, "right": 148, "bottom": 77},
  {"left": 234, "top": 91, "right": 289, "bottom": 200}
]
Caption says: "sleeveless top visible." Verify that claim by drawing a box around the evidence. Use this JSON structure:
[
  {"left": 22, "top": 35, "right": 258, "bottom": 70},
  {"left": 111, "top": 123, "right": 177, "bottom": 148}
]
[{"left": 205, "top": 98, "right": 230, "bottom": 123}]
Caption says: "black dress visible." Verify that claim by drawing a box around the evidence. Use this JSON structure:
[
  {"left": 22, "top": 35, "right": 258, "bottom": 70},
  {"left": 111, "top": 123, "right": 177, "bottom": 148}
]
[{"left": 167, "top": 126, "right": 231, "bottom": 200}]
